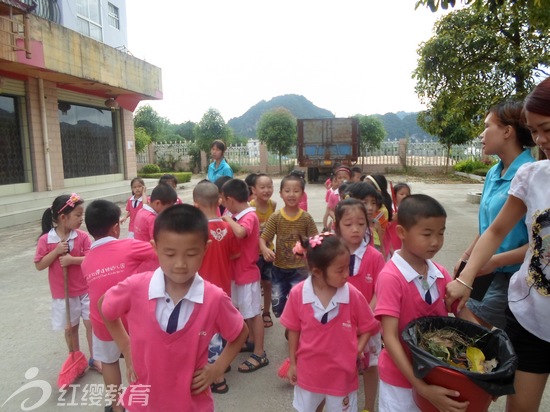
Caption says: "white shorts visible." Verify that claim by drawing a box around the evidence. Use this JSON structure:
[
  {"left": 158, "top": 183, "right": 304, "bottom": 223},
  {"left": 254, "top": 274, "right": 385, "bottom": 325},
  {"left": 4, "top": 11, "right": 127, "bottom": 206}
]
[
  {"left": 92, "top": 333, "right": 121, "bottom": 364},
  {"left": 365, "top": 332, "right": 381, "bottom": 367},
  {"left": 231, "top": 280, "right": 261, "bottom": 320},
  {"left": 293, "top": 385, "right": 357, "bottom": 412},
  {"left": 378, "top": 380, "right": 420, "bottom": 412},
  {"left": 51, "top": 293, "right": 90, "bottom": 331}
]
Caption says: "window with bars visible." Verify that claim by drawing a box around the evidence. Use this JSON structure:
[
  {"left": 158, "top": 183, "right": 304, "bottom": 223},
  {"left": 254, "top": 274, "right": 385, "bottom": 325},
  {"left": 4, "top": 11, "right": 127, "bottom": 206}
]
[
  {"left": 75, "top": 0, "right": 102, "bottom": 41},
  {"left": 108, "top": 3, "right": 120, "bottom": 29},
  {"left": 58, "top": 102, "right": 119, "bottom": 178},
  {"left": 0, "top": 95, "right": 25, "bottom": 185}
]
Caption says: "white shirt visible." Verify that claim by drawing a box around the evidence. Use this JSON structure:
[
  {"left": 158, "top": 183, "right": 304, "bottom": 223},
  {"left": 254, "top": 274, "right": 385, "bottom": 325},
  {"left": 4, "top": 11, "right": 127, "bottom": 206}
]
[
  {"left": 302, "top": 276, "right": 350, "bottom": 323},
  {"left": 392, "top": 251, "right": 444, "bottom": 303},
  {"left": 47, "top": 228, "right": 78, "bottom": 251},
  {"left": 142, "top": 204, "right": 157, "bottom": 216},
  {"left": 148, "top": 268, "right": 204, "bottom": 333},
  {"left": 349, "top": 240, "right": 368, "bottom": 276}
]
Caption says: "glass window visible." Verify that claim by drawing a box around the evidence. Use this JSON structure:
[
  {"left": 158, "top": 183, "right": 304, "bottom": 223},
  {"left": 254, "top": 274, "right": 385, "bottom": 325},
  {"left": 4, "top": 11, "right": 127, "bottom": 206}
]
[
  {"left": 108, "top": 3, "right": 120, "bottom": 29},
  {"left": 0, "top": 95, "right": 25, "bottom": 185},
  {"left": 76, "top": 0, "right": 102, "bottom": 41},
  {"left": 58, "top": 102, "right": 119, "bottom": 178}
]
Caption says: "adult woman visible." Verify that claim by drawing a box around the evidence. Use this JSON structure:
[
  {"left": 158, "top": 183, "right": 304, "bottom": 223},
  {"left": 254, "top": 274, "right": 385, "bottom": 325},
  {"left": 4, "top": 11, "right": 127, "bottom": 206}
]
[
  {"left": 207, "top": 140, "right": 233, "bottom": 182},
  {"left": 455, "top": 101, "right": 535, "bottom": 330},
  {"left": 446, "top": 78, "right": 550, "bottom": 412}
]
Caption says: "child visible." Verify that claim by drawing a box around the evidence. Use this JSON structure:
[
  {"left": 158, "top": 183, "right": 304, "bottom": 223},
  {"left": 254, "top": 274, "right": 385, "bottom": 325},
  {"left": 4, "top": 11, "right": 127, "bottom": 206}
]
[
  {"left": 34, "top": 194, "right": 98, "bottom": 371},
  {"left": 387, "top": 183, "right": 411, "bottom": 253},
  {"left": 133, "top": 183, "right": 177, "bottom": 242},
  {"left": 120, "top": 177, "right": 147, "bottom": 238},
  {"left": 334, "top": 198, "right": 385, "bottom": 412},
  {"left": 159, "top": 173, "right": 183, "bottom": 204},
  {"left": 193, "top": 181, "right": 240, "bottom": 394},
  {"left": 290, "top": 169, "right": 308, "bottom": 211},
  {"left": 365, "top": 174, "right": 394, "bottom": 258},
  {"left": 374, "top": 194, "right": 465, "bottom": 412},
  {"left": 214, "top": 175, "right": 232, "bottom": 216},
  {"left": 249, "top": 173, "right": 277, "bottom": 328},
  {"left": 445, "top": 77, "right": 550, "bottom": 412},
  {"left": 82, "top": 200, "right": 158, "bottom": 411},
  {"left": 221, "top": 179, "right": 269, "bottom": 373},
  {"left": 244, "top": 173, "right": 258, "bottom": 202},
  {"left": 260, "top": 174, "right": 319, "bottom": 318},
  {"left": 100, "top": 204, "right": 248, "bottom": 411},
  {"left": 281, "top": 234, "right": 379, "bottom": 412},
  {"left": 351, "top": 166, "right": 363, "bottom": 183},
  {"left": 324, "top": 166, "right": 352, "bottom": 231}
]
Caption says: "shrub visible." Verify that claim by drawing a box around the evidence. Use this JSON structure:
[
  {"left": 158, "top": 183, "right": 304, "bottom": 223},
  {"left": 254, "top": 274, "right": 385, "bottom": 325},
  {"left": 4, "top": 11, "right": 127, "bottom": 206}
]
[
  {"left": 137, "top": 172, "right": 192, "bottom": 184},
  {"left": 141, "top": 164, "right": 161, "bottom": 174},
  {"left": 454, "top": 159, "right": 496, "bottom": 175},
  {"left": 228, "top": 162, "right": 241, "bottom": 174}
]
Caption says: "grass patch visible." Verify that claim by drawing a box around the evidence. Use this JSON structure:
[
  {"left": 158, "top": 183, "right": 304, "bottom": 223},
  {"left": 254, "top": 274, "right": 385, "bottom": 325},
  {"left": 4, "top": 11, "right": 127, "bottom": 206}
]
[{"left": 138, "top": 172, "right": 192, "bottom": 183}]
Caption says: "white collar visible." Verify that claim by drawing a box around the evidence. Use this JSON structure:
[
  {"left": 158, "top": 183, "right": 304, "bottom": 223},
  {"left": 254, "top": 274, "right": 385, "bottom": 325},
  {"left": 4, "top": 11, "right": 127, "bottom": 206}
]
[
  {"left": 302, "top": 276, "right": 350, "bottom": 304},
  {"left": 143, "top": 204, "right": 157, "bottom": 216},
  {"left": 233, "top": 206, "right": 256, "bottom": 221},
  {"left": 47, "top": 228, "right": 77, "bottom": 244},
  {"left": 391, "top": 251, "right": 443, "bottom": 283},
  {"left": 148, "top": 267, "right": 204, "bottom": 304},
  {"left": 90, "top": 236, "right": 117, "bottom": 249},
  {"left": 351, "top": 239, "right": 368, "bottom": 259}
]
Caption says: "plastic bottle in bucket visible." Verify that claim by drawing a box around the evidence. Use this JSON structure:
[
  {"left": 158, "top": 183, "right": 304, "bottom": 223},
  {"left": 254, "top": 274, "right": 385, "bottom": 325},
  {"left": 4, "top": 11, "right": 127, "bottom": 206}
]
[{"left": 412, "top": 366, "right": 492, "bottom": 412}]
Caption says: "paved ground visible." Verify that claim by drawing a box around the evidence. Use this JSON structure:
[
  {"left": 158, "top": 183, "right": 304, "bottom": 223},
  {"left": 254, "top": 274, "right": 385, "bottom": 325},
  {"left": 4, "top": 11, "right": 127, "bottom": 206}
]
[{"left": 0, "top": 176, "right": 548, "bottom": 411}]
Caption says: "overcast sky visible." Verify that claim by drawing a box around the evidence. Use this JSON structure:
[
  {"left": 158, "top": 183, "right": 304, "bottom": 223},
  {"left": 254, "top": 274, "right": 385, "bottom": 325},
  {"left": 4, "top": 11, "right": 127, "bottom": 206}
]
[{"left": 126, "top": 1, "right": 451, "bottom": 124}]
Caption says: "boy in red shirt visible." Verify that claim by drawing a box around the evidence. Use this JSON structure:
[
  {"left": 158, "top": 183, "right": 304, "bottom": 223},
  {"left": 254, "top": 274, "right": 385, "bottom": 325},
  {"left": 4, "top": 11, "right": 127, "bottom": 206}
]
[
  {"left": 100, "top": 204, "right": 247, "bottom": 412},
  {"left": 82, "top": 199, "right": 158, "bottom": 412},
  {"left": 133, "top": 183, "right": 177, "bottom": 242},
  {"left": 221, "top": 179, "right": 269, "bottom": 373}
]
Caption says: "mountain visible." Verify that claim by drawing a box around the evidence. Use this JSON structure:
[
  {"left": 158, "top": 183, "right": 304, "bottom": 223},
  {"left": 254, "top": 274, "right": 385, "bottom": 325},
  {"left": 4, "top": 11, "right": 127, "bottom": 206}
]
[
  {"left": 374, "top": 112, "right": 438, "bottom": 143},
  {"left": 228, "top": 94, "right": 334, "bottom": 138}
]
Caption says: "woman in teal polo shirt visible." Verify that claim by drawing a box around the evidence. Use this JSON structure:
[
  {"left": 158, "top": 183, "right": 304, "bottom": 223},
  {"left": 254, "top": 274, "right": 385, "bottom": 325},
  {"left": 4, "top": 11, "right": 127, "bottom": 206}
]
[
  {"left": 455, "top": 101, "right": 535, "bottom": 329},
  {"left": 207, "top": 140, "right": 233, "bottom": 182}
]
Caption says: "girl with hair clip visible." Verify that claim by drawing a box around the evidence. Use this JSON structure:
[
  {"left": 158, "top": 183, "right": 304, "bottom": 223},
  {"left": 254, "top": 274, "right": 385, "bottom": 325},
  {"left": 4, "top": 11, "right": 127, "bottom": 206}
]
[
  {"left": 34, "top": 194, "right": 99, "bottom": 372},
  {"left": 335, "top": 198, "right": 385, "bottom": 412},
  {"left": 281, "top": 233, "right": 379, "bottom": 412},
  {"left": 446, "top": 77, "right": 550, "bottom": 412}
]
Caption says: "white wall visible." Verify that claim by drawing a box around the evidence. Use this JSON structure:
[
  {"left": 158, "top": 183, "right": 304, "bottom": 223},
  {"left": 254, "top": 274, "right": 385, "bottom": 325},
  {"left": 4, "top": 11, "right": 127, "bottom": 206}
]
[{"left": 58, "top": 0, "right": 128, "bottom": 49}]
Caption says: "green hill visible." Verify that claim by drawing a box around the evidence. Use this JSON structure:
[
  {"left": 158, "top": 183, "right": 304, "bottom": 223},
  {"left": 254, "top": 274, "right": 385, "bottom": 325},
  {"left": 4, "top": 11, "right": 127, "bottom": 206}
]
[{"left": 227, "top": 94, "right": 334, "bottom": 138}]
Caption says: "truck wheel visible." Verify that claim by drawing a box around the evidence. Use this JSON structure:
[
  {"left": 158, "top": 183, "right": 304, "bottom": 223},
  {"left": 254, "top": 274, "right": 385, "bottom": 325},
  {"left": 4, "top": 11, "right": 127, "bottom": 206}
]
[{"left": 307, "top": 167, "right": 319, "bottom": 183}]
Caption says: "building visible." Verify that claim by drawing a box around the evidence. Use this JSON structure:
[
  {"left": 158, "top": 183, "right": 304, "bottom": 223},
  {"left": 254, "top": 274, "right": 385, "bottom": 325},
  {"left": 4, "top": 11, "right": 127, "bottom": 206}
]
[{"left": 0, "top": 0, "right": 162, "bottom": 227}]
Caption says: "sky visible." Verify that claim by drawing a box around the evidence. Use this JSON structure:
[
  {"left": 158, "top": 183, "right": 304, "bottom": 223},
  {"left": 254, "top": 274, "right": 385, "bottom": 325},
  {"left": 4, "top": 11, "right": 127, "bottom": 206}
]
[{"left": 126, "top": 1, "right": 451, "bottom": 124}]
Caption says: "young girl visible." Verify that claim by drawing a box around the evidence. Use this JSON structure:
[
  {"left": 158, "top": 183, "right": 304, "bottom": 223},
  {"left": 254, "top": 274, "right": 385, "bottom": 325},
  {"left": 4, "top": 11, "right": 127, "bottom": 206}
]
[
  {"left": 365, "top": 175, "right": 394, "bottom": 258},
  {"left": 120, "top": 177, "right": 147, "bottom": 238},
  {"left": 323, "top": 166, "right": 351, "bottom": 231},
  {"left": 388, "top": 183, "right": 411, "bottom": 253},
  {"left": 446, "top": 76, "right": 550, "bottom": 412},
  {"left": 290, "top": 170, "right": 308, "bottom": 211},
  {"left": 281, "top": 233, "right": 379, "bottom": 412},
  {"left": 335, "top": 199, "right": 385, "bottom": 412},
  {"left": 250, "top": 174, "right": 277, "bottom": 328},
  {"left": 33, "top": 194, "right": 99, "bottom": 372}
]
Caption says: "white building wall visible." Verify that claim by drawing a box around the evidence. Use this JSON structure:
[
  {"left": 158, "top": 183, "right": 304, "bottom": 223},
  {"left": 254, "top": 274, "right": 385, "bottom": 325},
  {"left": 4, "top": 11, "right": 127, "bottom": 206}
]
[{"left": 58, "top": 0, "right": 127, "bottom": 49}]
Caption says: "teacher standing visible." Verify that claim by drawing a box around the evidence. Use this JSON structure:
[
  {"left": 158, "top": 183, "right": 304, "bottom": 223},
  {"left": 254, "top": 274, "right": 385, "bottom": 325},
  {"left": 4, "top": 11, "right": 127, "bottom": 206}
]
[{"left": 207, "top": 140, "right": 234, "bottom": 182}]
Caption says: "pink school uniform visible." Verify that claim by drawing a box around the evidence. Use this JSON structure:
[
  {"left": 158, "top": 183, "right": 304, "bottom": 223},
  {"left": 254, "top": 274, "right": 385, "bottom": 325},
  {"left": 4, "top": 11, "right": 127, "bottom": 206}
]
[
  {"left": 133, "top": 205, "right": 157, "bottom": 242},
  {"left": 348, "top": 242, "right": 385, "bottom": 304},
  {"left": 232, "top": 207, "right": 261, "bottom": 285},
  {"left": 101, "top": 270, "right": 244, "bottom": 412},
  {"left": 81, "top": 237, "right": 158, "bottom": 341},
  {"left": 374, "top": 258, "right": 453, "bottom": 388},
  {"left": 34, "top": 229, "right": 91, "bottom": 299},
  {"left": 299, "top": 191, "right": 308, "bottom": 211},
  {"left": 125, "top": 196, "right": 144, "bottom": 233},
  {"left": 281, "top": 280, "right": 379, "bottom": 396}
]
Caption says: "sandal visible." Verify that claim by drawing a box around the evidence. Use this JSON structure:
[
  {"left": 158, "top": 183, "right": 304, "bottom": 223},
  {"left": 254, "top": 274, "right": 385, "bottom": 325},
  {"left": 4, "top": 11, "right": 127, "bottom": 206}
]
[
  {"left": 263, "top": 312, "right": 273, "bottom": 328},
  {"left": 211, "top": 378, "right": 229, "bottom": 394},
  {"left": 88, "top": 358, "right": 103, "bottom": 374},
  {"left": 238, "top": 352, "right": 269, "bottom": 373},
  {"left": 240, "top": 340, "right": 254, "bottom": 353}
]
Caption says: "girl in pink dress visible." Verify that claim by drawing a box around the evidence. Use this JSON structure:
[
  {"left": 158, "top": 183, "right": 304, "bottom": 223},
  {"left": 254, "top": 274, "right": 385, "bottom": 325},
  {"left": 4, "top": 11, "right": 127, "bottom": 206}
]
[
  {"left": 281, "top": 233, "right": 379, "bottom": 412},
  {"left": 120, "top": 177, "right": 147, "bottom": 238}
]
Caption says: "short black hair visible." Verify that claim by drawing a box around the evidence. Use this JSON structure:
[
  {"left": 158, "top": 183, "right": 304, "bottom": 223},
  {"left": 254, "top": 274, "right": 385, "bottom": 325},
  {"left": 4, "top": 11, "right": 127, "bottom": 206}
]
[
  {"left": 221, "top": 178, "right": 249, "bottom": 203},
  {"left": 193, "top": 181, "right": 220, "bottom": 207},
  {"left": 351, "top": 166, "right": 362, "bottom": 174},
  {"left": 343, "top": 182, "right": 381, "bottom": 206},
  {"left": 397, "top": 194, "right": 447, "bottom": 229},
  {"left": 159, "top": 173, "right": 177, "bottom": 186},
  {"left": 85, "top": 199, "right": 121, "bottom": 239},
  {"left": 153, "top": 204, "right": 208, "bottom": 243},
  {"left": 150, "top": 183, "right": 177, "bottom": 205},
  {"left": 280, "top": 173, "right": 305, "bottom": 191},
  {"left": 213, "top": 175, "right": 232, "bottom": 191}
]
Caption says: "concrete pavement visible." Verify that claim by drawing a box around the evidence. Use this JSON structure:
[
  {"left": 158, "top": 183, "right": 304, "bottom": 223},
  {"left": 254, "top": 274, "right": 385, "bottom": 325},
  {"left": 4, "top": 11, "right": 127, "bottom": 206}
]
[{"left": 0, "top": 176, "right": 547, "bottom": 411}]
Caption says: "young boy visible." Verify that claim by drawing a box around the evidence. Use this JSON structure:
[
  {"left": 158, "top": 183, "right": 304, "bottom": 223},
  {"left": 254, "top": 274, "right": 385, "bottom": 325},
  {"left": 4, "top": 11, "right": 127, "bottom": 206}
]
[
  {"left": 133, "top": 183, "right": 177, "bottom": 242},
  {"left": 159, "top": 173, "right": 183, "bottom": 204},
  {"left": 100, "top": 204, "right": 248, "bottom": 412},
  {"left": 260, "top": 174, "right": 318, "bottom": 318},
  {"left": 351, "top": 166, "right": 363, "bottom": 183},
  {"left": 82, "top": 200, "right": 158, "bottom": 412},
  {"left": 374, "top": 194, "right": 466, "bottom": 412},
  {"left": 194, "top": 181, "right": 240, "bottom": 393},
  {"left": 221, "top": 179, "right": 269, "bottom": 373}
]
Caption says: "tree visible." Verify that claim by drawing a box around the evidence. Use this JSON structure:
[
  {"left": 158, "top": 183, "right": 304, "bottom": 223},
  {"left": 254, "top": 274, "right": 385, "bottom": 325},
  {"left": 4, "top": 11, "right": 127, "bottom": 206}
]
[
  {"left": 414, "top": 3, "right": 550, "bottom": 154},
  {"left": 416, "top": 0, "right": 550, "bottom": 13},
  {"left": 194, "top": 108, "right": 231, "bottom": 171},
  {"left": 134, "top": 105, "right": 169, "bottom": 142},
  {"left": 172, "top": 121, "right": 196, "bottom": 141},
  {"left": 257, "top": 108, "right": 296, "bottom": 174},
  {"left": 134, "top": 127, "right": 152, "bottom": 154},
  {"left": 353, "top": 115, "right": 387, "bottom": 156}
]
